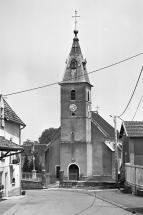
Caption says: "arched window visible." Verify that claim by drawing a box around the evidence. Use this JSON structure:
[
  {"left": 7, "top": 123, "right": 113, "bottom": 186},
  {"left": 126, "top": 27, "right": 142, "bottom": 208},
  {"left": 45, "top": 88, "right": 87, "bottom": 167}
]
[{"left": 71, "top": 89, "right": 76, "bottom": 100}]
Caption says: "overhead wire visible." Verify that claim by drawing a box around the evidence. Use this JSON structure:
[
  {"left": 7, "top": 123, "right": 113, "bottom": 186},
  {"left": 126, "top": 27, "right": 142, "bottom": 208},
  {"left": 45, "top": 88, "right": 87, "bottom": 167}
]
[
  {"left": 3, "top": 52, "right": 143, "bottom": 97},
  {"left": 132, "top": 94, "right": 143, "bottom": 121},
  {"left": 118, "top": 66, "right": 143, "bottom": 118}
]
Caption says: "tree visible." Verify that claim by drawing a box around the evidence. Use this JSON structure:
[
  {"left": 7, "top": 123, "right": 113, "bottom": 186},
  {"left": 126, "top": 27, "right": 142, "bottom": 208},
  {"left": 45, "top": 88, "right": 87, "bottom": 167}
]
[
  {"left": 22, "top": 153, "right": 30, "bottom": 172},
  {"left": 23, "top": 139, "right": 39, "bottom": 145},
  {"left": 29, "top": 151, "right": 43, "bottom": 173},
  {"left": 38, "top": 127, "right": 58, "bottom": 144}
]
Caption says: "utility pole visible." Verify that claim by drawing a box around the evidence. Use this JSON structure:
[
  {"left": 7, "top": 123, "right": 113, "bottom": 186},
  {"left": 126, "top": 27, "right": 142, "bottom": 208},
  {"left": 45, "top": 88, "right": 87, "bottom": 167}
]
[
  {"left": 110, "top": 115, "right": 118, "bottom": 183},
  {"left": 113, "top": 116, "right": 118, "bottom": 183}
]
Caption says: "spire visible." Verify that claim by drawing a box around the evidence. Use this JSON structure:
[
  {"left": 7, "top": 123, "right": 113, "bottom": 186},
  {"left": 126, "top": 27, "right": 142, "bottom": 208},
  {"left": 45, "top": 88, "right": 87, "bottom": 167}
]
[{"left": 62, "top": 12, "right": 92, "bottom": 86}]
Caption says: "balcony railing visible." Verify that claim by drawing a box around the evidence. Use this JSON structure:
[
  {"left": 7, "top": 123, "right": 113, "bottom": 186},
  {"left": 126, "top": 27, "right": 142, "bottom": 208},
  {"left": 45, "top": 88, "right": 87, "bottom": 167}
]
[{"left": 21, "top": 172, "right": 42, "bottom": 182}]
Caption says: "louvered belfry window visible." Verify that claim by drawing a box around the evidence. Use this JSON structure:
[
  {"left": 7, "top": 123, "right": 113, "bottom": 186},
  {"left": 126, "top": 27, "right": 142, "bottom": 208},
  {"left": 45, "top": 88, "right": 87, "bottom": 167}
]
[
  {"left": 71, "top": 59, "right": 77, "bottom": 69},
  {"left": 71, "top": 89, "right": 76, "bottom": 100}
]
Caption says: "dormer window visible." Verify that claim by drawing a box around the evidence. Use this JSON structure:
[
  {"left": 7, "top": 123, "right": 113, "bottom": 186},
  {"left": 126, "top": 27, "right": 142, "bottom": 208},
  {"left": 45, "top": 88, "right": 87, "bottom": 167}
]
[
  {"left": 70, "top": 59, "right": 77, "bottom": 69},
  {"left": 71, "top": 89, "right": 76, "bottom": 100}
]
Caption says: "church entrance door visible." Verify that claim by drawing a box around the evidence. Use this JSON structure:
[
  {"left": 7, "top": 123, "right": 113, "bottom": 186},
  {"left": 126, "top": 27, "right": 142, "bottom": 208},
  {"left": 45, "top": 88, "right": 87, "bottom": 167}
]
[{"left": 69, "top": 164, "right": 79, "bottom": 181}]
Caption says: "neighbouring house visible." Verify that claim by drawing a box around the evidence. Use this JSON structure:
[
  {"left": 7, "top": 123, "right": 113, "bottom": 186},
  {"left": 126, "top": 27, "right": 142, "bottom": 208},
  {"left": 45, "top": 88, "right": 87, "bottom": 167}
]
[
  {"left": 0, "top": 95, "right": 26, "bottom": 197},
  {"left": 119, "top": 121, "right": 143, "bottom": 195},
  {"left": 44, "top": 29, "right": 122, "bottom": 183},
  {"left": 119, "top": 121, "right": 143, "bottom": 167}
]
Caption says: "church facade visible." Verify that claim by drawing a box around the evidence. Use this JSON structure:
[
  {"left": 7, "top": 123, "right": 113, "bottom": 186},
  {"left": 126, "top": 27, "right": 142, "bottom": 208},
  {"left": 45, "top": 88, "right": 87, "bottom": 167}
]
[{"left": 45, "top": 29, "right": 121, "bottom": 182}]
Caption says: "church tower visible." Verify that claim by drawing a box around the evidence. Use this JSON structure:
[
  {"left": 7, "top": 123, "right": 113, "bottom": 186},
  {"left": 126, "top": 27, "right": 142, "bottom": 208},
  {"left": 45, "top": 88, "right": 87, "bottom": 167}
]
[{"left": 59, "top": 15, "right": 93, "bottom": 180}]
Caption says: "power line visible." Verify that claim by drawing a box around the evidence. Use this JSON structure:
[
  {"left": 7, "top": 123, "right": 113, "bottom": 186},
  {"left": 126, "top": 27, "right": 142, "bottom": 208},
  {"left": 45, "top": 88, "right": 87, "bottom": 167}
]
[
  {"left": 132, "top": 94, "right": 143, "bottom": 121},
  {"left": 118, "top": 66, "right": 143, "bottom": 118},
  {"left": 3, "top": 52, "right": 143, "bottom": 97}
]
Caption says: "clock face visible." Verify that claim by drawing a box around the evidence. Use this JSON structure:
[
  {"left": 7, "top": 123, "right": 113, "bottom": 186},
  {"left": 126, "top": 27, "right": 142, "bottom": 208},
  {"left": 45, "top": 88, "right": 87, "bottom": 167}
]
[{"left": 69, "top": 104, "right": 77, "bottom": 112}]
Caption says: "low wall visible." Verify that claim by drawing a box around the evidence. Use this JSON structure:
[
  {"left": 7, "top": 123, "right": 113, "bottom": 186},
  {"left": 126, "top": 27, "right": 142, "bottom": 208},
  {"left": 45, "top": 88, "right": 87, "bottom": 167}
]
[
  {"left": 21, "top": 180, "right": 43, "bottom": 190},
  {"left": 60, "top": 181, "right": 116, "bottom": 188},
  {"left": 8, "top": 187, "right": 20, "bottom": 197}
]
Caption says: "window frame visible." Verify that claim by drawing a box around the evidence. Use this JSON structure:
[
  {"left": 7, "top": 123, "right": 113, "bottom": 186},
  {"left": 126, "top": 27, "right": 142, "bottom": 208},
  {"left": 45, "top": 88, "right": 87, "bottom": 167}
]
[{"left": 70, "top": 89, "right": 76, "bottom": 101}]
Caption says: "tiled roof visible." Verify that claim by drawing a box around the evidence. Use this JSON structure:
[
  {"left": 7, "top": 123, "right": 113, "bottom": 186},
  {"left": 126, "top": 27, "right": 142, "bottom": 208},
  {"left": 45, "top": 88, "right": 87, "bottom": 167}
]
[
  {"left": 4, "top": 99, "right": 26, "bottom": 126},
  {"left": 0, "top": 136, "right": 24, "bottom": 151},
  {"left": 91, "top": 111, "right": 115, "bottom": 137},
  {"left": 121, "top": 121, "right": 143, "bottom": 137}
]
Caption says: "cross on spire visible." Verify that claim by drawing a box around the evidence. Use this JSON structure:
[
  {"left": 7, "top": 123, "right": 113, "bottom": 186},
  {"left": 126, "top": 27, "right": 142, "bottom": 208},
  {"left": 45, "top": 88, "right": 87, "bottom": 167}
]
[
  {"left": 95, "top": 106, "right": 100, "bottom": 114},
  {"left": 72, "top": 10, "right": 80, "bottom": 31}
]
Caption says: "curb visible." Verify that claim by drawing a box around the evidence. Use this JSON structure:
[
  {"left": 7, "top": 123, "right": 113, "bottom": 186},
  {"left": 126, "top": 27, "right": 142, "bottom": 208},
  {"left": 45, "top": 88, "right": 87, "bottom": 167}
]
[{"left": 1, "top": 195, "right": 31, "bottom": 215}]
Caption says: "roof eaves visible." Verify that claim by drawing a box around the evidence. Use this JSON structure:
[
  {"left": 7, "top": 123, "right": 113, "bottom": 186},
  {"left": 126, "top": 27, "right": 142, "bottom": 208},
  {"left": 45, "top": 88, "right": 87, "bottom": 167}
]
[{"left": 122, "top": 122, "right": 128, "bottom": 137}]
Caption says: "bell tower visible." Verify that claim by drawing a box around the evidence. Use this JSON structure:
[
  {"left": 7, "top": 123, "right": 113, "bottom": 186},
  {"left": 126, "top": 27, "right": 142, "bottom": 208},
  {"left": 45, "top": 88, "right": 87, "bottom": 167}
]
[{"left": 59, "top": 12, "right": 93, "bottom": 179}]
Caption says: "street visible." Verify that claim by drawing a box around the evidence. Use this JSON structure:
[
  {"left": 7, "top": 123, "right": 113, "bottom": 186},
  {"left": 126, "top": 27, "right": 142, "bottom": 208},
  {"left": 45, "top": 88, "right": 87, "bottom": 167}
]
[{"left": 12, "top": 189, "right": 132, "bottom": 215}]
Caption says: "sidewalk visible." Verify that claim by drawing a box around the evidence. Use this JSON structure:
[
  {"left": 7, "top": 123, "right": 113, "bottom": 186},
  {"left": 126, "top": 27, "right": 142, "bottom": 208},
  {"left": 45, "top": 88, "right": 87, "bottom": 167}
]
[
  {"left": 0, "top": 195, "right": 30, "bottom": 215},
  {"left": 94, "top": 189, "right": 143, "bottom": 214}
]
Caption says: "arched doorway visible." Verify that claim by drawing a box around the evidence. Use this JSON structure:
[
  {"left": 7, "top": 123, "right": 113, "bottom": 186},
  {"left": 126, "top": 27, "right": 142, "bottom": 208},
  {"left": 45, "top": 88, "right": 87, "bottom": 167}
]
[{"left": 69, "top": 164, "right": 79, "bottom": 180}]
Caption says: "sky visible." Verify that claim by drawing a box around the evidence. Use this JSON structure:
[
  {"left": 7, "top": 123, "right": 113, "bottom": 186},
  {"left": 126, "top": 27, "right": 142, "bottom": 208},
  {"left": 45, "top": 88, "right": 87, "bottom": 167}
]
[{"left": 0, "top": 0, "right": 143, "bottom": 143}]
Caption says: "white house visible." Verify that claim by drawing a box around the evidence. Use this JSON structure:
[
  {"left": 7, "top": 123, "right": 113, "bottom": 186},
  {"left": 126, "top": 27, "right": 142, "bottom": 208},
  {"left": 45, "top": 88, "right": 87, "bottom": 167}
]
[{"left": 0, "top": 95, "right": 26, "bottom": 197}]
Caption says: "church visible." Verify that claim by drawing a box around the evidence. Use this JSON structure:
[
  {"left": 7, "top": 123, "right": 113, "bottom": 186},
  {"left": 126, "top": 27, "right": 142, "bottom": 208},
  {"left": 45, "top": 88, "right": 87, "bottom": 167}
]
[{"left": 45, "top": 25, "right": 121, "bottom": 183}]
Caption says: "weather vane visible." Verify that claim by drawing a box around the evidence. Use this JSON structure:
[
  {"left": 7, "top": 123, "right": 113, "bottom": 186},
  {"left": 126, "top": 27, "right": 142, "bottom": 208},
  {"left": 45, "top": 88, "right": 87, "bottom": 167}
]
[{"left": 72, "top": 10, "right": 80, "bottom": 31}]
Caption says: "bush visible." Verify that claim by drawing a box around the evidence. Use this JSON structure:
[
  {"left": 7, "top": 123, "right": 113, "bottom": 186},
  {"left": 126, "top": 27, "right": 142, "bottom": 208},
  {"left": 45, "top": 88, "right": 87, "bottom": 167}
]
[{"left": 0, "top": 184, "right": 4, "bottom": 190}]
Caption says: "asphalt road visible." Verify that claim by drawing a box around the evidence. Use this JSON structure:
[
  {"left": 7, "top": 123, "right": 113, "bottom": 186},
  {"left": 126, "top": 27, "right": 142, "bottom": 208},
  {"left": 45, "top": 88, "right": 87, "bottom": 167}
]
[{"left": 12, "top": 189, "right": 132, "bottom": 215}]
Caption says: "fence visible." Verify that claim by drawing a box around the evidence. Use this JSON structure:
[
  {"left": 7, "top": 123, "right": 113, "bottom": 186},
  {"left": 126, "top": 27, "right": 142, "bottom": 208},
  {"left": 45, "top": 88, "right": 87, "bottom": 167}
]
[
  {"left": 21, "top": 172, "right": 42, "bottom": 182},
  {"left": 125, "top": 163, "right": 143, "bottom": 191}
]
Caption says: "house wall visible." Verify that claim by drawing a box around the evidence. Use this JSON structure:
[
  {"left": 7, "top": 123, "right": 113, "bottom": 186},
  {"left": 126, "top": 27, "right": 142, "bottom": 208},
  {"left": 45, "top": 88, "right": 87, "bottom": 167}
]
[
  {"left": 92, "top": 124, "right": 103, "bottom": 175},
  {"left": 133, "top": 137, "right": 143, "bottom": 165},
  {"left": 0, "top": 155, "right": 21, "bottom": 197},
  {"left": 91, "top": 124, "right": 113, "bottom": 176},
  {"left": 49, "top": 136, "right": 60, "bottom": 177},
  {"left": 45, "top": 148, "right": 49, "bottom": 173},
  {"left": 102, "top": 143, "right": 112, "bottom": 174},
  {"left": 0, "top": 120, "right": 21, "bottom": 197},
  {"left": 4, "top": 121, "right": 20, "bottom": 144},
  {"left": 122, "top": 135, "right": 129, "bottom": 165},
  {"left": 122, "top": 137, "right": 143, "bottom": 166}
]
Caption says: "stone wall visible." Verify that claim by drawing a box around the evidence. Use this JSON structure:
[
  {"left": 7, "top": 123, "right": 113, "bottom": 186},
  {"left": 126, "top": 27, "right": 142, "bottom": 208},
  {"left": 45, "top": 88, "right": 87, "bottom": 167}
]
[{"left": 21, "top": 180, "right": 43, "bottom": 190}]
